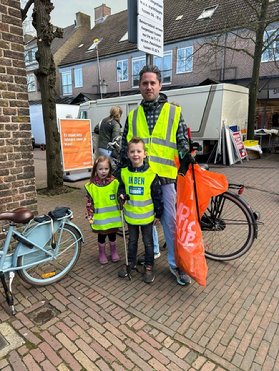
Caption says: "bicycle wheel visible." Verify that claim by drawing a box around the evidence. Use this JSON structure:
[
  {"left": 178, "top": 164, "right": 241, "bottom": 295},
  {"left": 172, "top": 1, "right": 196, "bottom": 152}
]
[
  {"left": 202, "top": 191, "right": 256, "bottom": 261},
  {"left": 18, "top": 224, "right": 82, "bottom": 286}
]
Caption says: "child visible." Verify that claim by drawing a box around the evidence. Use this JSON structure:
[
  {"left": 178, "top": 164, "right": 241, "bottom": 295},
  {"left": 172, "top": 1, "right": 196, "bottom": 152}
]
[
  {"left": 117, "top": 137, "right": 163, "bottom": 283},
  {"left": 85, "top": 156, "right": 122, "bottom": 264}
]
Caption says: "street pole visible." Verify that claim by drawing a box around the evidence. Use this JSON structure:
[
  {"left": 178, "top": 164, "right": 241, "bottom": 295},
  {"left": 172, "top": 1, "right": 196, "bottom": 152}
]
[
  {"left": 117, "top": 66, "right": 121, "bottom": 96},
  {"left": 146, "top": 53, "right": 153, "bottom": 65},
  {"left": 95, "top": 39, "right": 102, "bottom": 99}
]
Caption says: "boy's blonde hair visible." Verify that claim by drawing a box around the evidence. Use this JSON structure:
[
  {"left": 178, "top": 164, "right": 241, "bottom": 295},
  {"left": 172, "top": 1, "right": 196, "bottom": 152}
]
[{"left": 128, "top": 137, "right": 146, "bottom": 151}]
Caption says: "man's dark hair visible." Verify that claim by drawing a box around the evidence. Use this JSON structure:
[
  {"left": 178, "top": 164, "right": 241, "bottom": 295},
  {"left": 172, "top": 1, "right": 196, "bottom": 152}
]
[{"left": 139, "top": 65, "right": 161, "bottom": 83}]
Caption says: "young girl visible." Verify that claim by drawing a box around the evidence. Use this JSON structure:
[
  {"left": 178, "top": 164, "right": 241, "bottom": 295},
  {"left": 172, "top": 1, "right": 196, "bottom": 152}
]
[{"left": 85, "top": 156, "right": 122, "bottom": 264}]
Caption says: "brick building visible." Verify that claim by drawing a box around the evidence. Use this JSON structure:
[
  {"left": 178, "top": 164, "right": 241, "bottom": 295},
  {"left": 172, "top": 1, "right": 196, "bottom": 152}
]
[
  {"left": 0, "top": 0, "right": 36, "bottom": 216},
  {"left": 56, "top": 1, "right": 279, "bottom": 129}
]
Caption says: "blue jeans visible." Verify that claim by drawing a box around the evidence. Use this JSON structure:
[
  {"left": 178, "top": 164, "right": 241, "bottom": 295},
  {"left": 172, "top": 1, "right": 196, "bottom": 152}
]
[
  {"left": 98, "top": 148, "right": 112, "bottom": 157},
  {"left": 160, "top": 183, "right": 177, "bottom": 268}
]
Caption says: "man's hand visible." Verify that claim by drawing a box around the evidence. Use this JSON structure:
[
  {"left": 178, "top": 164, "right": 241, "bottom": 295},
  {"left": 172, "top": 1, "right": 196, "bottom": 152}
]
[{"left": 178, "top": 153, "right": 196, "bottom": 176}]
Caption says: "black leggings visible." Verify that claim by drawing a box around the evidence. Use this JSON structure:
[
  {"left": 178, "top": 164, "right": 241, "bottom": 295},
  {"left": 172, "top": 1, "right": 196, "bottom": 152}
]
[{"left": 98, "top": 233, "right": 116, "bottom": 244}]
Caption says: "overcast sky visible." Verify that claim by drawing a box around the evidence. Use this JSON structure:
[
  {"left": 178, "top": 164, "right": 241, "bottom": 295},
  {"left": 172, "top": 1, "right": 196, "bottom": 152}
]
[{"left": 22, "top": 0, "right": 128, "bottom": 30}]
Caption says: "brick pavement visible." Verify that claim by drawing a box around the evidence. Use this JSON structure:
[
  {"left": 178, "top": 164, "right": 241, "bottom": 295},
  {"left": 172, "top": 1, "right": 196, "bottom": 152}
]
[{"left": 0, "top": 149, "right": 278, "bottom": 370}]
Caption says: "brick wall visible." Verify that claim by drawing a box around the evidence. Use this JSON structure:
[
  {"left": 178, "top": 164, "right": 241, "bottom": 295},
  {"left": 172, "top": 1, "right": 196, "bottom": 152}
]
[{"left": 0, "top": 0, "right": 37, "bottom": 216}]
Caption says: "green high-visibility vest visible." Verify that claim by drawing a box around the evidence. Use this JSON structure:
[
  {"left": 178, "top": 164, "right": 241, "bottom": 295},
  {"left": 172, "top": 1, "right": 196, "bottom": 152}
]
[
  {"left": 127, "top": 103, "right": 180, "bottom": 179},
  {"left": 121, "top": 167, "right": 155, "bottom": 225},
  {"left": 85, "top": 179, "right": 122, "bottom": 231}
]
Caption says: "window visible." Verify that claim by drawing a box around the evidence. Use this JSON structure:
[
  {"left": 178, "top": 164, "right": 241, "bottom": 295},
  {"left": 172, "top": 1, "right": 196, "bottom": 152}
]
[
  {"left": 197, "top": 5, "right": 218, "bottom": 20},
  {"left": 24, "top": 47, "right": 37, "bottom": 64},
  {"left": 119, "top": 32, "right": 128, "bottom": 42},
  {"left": 176, "top": 46, "right": 193, "bottom": 74},
  {"left": 88, "top": 38, "right": 102, "bottom": 51},
  {"left": 27, "top": 73, "right": 36, "bottom": 92},
  {"left": 61, "top": 70, "right": 72, "bottom": 95},
  {"left": 132, "top": 57, "right": 145, "bottom": 87},
  {"left": 154, "top": 51, "right": 172, "bottom": 83},
  {"left": 74, "top": 67, "right": 83, "bottom": 88},
  {"left": 117, "top": 60, "right": 128, "bottom": 82},
  {"left": 262, "top": 29, "right": 279, "bottom": 62}
]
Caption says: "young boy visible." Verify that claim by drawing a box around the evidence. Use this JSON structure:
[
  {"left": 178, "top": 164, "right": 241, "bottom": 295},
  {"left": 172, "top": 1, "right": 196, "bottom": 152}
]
[{"left": 117, "top": 137, "right": 163, "bottom": 283}]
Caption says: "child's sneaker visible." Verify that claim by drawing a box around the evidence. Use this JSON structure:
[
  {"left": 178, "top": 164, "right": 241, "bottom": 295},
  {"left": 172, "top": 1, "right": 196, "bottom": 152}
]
[
  {"left": 118, "top": 264, "right": 137, "bottom": 278},
  {"left": 169, "top": 266, "right": 191, "bottom": 286},
  {"left": 143, "top": 265, "right": 155, "bottom": 283}
]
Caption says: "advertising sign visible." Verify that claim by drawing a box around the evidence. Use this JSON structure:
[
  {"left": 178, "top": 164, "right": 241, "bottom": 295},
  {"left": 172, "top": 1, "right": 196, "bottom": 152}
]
[
  {"left": 59, "top": 119, "right": 93, "bottom": 172},
  {"left": 232, "top": 131, "right": 248, "bottom": 160},
  {"left": 137, "top": 0, "right": 164, "bottom": 57}
]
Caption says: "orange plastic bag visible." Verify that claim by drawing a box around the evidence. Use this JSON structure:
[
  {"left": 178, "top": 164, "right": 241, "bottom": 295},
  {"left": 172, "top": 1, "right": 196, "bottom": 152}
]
[{"left": 175, "top": 164, "right": 228, "bottom": 286}]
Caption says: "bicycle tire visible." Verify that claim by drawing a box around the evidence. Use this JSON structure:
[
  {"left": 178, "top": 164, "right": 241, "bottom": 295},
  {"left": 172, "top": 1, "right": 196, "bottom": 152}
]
[
  {"left": 202, "top": 191, "right": 256, "bottom": 261},
  {"left": 18, "top": 224, "right": 82, "bottom": 286}
]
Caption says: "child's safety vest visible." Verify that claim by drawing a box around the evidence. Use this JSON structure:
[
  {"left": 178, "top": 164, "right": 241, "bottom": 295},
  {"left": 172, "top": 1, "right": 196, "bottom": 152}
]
[
  {"left": 121, "top": 167, "right": 155, "bottom": 225},
  {"left": 85, "top": 179, "right": 122, "bottom": 231}
]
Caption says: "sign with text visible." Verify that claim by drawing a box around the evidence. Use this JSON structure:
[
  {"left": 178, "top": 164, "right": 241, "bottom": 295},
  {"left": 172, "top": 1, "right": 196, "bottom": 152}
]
[
  {"left": 232, "top": 130, "right": 247, "bottom": 160},
  {"left": 137, "top": 0, "right": 164, "bottom": 57},
  {"left": 59, "top": 119, "right": 93, "bottom": 172}
]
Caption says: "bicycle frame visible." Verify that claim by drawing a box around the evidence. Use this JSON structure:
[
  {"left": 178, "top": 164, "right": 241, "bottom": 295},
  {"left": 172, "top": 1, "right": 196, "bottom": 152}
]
[{"left": 0, "top": 218, "right": 83, "bottom": 273}]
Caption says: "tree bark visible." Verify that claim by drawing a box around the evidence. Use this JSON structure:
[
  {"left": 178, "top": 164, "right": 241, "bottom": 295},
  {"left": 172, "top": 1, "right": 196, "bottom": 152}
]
[{"left": 32, "top": 0, "right": 64, "bottom": 190}]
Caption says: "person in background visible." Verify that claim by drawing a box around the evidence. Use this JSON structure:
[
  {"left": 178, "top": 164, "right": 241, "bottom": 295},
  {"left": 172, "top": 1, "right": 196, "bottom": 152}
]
[
  {"left": 85, "top": 156, "right": 122, "bottom": 265},
  {"left": 117, "top": 137, "right": 163, "bottom": 284},
  {"left": 119, "top": 65, "right": 195, "bottom": 286},
  {"left": 94, "top": 106, "right": 123, "bottom": 157}
]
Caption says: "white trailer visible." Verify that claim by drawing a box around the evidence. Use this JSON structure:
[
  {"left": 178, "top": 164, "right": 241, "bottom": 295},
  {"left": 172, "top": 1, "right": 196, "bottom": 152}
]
[
  {"left": 78, "top": 83, "right": 249, "bottom": 155},
  {"left": 30, "top": 103, "right": 80, "bottom": 146}
]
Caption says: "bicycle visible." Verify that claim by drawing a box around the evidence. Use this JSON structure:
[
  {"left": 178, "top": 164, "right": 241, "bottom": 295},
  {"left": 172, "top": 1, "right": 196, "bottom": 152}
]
[
  {"left": 201, "top": 183, "right": 260, "bottom": 261},
  {"left": 0, "top": 206, "right": 83, "bottom": 314}
]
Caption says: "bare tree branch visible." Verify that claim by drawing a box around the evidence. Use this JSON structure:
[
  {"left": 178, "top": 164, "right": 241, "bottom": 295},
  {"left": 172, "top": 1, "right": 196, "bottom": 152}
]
[{"left": 21, "top": 0, "right": 34, "bottom": 20}]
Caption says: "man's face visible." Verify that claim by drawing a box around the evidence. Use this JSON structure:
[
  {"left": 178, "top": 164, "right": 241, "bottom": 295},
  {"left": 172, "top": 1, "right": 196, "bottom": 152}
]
[{"left": 139, "top": 72, "right": 162, "bottom": 101}]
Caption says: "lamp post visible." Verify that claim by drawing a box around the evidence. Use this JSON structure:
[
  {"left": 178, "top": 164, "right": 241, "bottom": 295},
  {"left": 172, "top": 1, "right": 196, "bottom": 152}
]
[
  {"left": 117, "top": 66, "right": 121, "bottom": 97},
  {"left": 94, "top": 38, "right": 102, "bottom": 99}
]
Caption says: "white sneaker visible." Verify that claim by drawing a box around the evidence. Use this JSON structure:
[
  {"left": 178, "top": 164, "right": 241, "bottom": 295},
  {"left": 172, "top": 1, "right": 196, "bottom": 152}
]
[{"left": 154, "top": 251, "right": 161, "bottom": 259}]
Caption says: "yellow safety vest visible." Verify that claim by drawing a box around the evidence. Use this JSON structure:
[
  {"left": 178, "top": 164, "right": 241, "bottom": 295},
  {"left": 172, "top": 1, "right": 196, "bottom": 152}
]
[
  {"left": 85, "top": 179, "right": 122, "bottom": 231},
  {"left": 121, "top": 167, "right": 155, "bottom": 225},
  {"left": 127, "top": 103, "right": 180, "bottom": 179}
]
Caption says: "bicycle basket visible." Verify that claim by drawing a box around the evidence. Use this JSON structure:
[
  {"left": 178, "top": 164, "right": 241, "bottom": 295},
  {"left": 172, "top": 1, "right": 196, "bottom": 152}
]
[{"left": 48, "top": 207, "right": 71, "bottom": 220}]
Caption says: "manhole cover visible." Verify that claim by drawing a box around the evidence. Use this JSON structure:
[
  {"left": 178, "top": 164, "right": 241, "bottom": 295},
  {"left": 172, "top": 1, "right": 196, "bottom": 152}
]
[
  {"left": 0, "top": 334, "right": 8, "bottom": 350},
  {"left": 27, "top": 303, "right": 60, "bottom": 325}
]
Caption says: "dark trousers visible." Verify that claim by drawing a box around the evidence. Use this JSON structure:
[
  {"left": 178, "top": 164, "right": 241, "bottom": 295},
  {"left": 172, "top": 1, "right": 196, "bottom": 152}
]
[
  {"left": 127, "top": 222, "right": 154, "bottom": 266},
  {"left": 98, "top": 232, "right": 116, "bottom": 244}
]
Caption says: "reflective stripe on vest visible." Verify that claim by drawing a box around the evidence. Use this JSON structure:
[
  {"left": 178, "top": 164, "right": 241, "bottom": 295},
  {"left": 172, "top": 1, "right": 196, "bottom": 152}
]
[
  {"left": 127, "top": 103, "right": 180, "bottom": 179},
  {"left": 121, "top": 167, "right": 155, "bottom": 225},
  {"left": 85, "top": 179, "right": 122, "bottom": 231}
]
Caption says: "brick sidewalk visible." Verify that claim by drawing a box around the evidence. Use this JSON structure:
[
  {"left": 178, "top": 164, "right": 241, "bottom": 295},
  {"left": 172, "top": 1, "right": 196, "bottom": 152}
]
[{"left": 0, "top": 151, "right": 278, "bottom": 370}]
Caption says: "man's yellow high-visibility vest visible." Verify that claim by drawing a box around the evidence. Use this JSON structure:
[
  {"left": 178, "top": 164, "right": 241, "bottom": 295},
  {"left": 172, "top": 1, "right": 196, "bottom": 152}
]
[
  {"left": 127, "top": 103, "right": 180, "bottom": 179},
  {"left": 121, "top": 167, "right": 155, "bottom": 225},
  {"left": 85, "top": 179, "right": 122, "bottom": 231}
]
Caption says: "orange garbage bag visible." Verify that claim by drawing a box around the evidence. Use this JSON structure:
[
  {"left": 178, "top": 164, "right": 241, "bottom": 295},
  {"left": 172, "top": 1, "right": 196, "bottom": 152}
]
[{"left": 175, "top": 164, "right": 228, "bottom": 286}]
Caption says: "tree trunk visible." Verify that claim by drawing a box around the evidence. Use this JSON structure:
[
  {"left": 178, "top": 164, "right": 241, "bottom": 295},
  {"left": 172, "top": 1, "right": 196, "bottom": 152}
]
[
  {"left": 32, "top": 0, "right": 64, "bottom": 190},
  {"left": 247, "top": 0, "right": 269, "bottom": 140}
]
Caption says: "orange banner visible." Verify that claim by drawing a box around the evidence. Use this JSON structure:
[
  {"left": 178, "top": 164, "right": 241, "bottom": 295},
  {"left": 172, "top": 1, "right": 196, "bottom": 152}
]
[{"left": 60, "top": 119, "right": 93, "bottom": 171}]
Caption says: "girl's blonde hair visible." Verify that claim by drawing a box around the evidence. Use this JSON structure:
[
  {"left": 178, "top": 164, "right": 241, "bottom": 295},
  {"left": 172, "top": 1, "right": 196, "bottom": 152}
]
[
  {"left": 109, "top": 106, "right": 123, "bottom": 122},
  {"left": 90, "top": 156, "right": 112, "bottom": 182}
]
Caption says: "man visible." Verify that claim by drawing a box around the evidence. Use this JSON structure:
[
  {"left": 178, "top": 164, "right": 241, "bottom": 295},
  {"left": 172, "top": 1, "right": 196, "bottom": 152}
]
[{"left": 119, "top": 65, "right": 194, "bottom": 286}]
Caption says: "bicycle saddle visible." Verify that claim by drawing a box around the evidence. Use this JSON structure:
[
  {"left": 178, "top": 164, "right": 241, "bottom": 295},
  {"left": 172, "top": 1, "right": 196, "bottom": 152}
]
[{"left": 0, "top": 208, "right": 34, "bottom": 224}]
